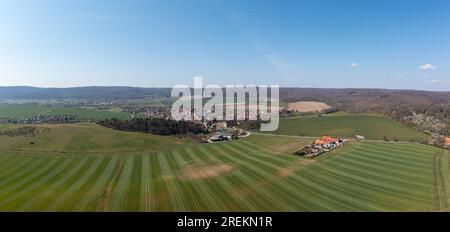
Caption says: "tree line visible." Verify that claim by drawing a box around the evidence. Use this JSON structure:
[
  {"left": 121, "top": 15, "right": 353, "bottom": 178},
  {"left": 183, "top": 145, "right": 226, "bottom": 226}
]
[
  {"left": 0, "top": 126, "right": 41, "bottom": 137},
  {"left": 97, "top": 118, "right": 207, "bottom": 136}
]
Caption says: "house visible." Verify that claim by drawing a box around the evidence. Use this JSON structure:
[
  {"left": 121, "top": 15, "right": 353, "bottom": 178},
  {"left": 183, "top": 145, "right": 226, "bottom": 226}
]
[
  {"left": 314, "top": 136, "right": 341, "bottom": 145},
  {"left": 321, "top": 136, "right": 340, "bottom": 143},
  {"left": 445, "top": 137, "right": 450, "bottom": 147},
  {"left": 314, "top": 139, "right": 329, "bottom": 146},
  {"left": 314, "top": 136, "right": 342, "bottom": 149},
  {"left": 215, "top": 121, "right": 227, "bottom": 129}
]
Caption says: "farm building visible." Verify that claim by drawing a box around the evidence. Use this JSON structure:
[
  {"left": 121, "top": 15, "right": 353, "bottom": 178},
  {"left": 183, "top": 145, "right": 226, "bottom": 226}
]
[
  {"left": 355, "top": 135, "right": 365, "bottom": 140},
  {"left": 314, "top": 136, "right": 343, "bottom": 149},
  {"left": 209, "top": 132, "right": 233, "bottom": 142},
  {"left": 314, "top": 136, "right": 342, "bottom": 147},
  {"left": 296, "top": 136, "right": 345, "bottom": 158}
]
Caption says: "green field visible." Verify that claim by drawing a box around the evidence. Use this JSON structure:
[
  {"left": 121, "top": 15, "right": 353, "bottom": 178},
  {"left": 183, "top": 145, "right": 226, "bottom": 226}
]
[
  {"left": 0, "top": 124, "right": 9, "bottom": 130},
  {"left": 0, "top": 123, "right": 192, "bottom": 153},
  {"left": 266, "top": 114, "right": 429, "bottom": 141},
  {"left": 0, "top": 124, "right": 447, "bottom": 211},
  {"left": 0, "top": 104, "right": 132, "bottom": 120},
  {"left": 0, "top": 104, "right": 52, "bottom": 118},
  {"left": 46, "top": 108, "right": 132, "bottom": 120}
]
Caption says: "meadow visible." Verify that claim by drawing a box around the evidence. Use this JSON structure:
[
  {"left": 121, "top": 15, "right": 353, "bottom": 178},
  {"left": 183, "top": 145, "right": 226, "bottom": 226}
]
[
  {"left": 266, "top": 113, "right": 429, "bottom": 141},
  {"left": 0, "top": 123, "right": 191, "bottom": 153},
  {"left": 0, "top": 124, "right": 447, "bottom": 211}
]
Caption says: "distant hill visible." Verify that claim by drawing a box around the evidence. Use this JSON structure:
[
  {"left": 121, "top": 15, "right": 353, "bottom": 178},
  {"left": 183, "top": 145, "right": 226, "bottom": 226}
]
[
  {"left": 0, "top": 86, "right": 171, "bottom": 100},
  {"left": 0, "top": 86, "right": 45, "bottom": 98},
  {"left": 280, "top": 88, "right": 450, "bottom": 120},
  {"left": 2, "top": 86, "right": 449, "bottom": 101},
  {"left": 2, "top": 86, "right": 449, "bottom": 117},
  {"left": 1, "top": 86, "right": 449, "bottom": 133}
]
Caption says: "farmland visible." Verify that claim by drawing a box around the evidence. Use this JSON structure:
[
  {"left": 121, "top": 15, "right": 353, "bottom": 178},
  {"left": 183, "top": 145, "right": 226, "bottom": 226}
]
[
  {"left": 286, "top": 101, "right": 332, "bottom": 112},
  {"left": 0, "top": 104, "right": 133, "bottom": 121},
  {"left": 0, "top": 124, "right": 447, "bottom": 211},
  {"left": 46, "top": 108, "right": 132, "bottom": 121},
  {"left": 0, "top": 104, "right": 52, "bottom": 119},
  {"left": 266, "top": 113, "right": 429, "bottom": 141},
  {"left": 0, "top": 123, "right": 192, "bottom": 153}
]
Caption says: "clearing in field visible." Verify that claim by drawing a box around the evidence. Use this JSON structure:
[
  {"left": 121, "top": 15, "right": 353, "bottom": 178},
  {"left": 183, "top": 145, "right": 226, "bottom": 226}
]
[
  {"left": 286, "top": 101, "right": 332, "bottom": 112},
  {"left": 179, "top": 164, "right": 234, "bottom": 180}
]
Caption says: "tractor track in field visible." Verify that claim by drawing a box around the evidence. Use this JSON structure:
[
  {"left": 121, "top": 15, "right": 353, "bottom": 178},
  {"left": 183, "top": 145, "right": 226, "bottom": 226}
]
[
  {"left": 433, "top": 152, "right": 448, "bottom": 212},
  {"left": 96, "top": 159, "right": 125, "bottom": 211}
]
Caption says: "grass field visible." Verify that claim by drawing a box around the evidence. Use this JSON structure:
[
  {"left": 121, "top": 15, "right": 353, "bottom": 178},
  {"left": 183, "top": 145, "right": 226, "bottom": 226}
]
[
  {"left": 0, "top": 104, "right": 52, "bottom": 118},
  {"left": 265, "top": 114, "right": 429, "bottom": 141},
  {"left": 0, "top": 124, "right": 9, "bottom": 130},
  {"left": 0, "top": 123, "right": 192, "bottom": 153},
  {"left": 243, "top": 134, "right": 312, "bottom": 154},
  {"left": 0, "top": 104, "right": 132, "bottom": 120},
  {"left": 46, "top": 108, "right": 132, "bottom": 120},
  {"left": 0, "top": 124, "right": 447, "bottom": 211}
]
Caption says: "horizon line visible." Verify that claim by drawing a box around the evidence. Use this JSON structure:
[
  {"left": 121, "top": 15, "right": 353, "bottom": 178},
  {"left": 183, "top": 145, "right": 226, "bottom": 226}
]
[{"left": 0, "top": 85, "right": 449, "bottom": 93}]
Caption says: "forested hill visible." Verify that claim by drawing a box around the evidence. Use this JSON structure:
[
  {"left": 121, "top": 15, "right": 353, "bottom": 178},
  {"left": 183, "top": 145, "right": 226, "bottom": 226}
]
[
  {"left": 2, "top": 86, "right": 450, "bottom": 101},
  {"left": 281, "top": 88, "right": 450, "bottom": 116},
  {"left": 0, "top": 86, "right": 172, "bottom": 100}
]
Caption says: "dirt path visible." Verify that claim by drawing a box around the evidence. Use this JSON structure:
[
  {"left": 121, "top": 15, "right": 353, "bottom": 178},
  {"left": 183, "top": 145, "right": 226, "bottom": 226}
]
[
  {"left": 251, "top": 133, "right": 420, "bottom": 144},
  {"left": 250, "top": 132, "right": 317, "bottom": 139}
]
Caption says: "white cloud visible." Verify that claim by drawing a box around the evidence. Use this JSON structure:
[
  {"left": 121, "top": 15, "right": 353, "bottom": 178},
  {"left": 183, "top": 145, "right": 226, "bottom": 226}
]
[
  {"left": 420, "top": 64, "right": 436, "bottom": 70},
  {"left": 351, "top": 62, "right": 358, "bottom": 68}
]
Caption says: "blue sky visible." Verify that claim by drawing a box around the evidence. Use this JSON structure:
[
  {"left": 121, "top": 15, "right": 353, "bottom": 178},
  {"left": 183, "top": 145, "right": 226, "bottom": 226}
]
[{"left": 0, "top": 0, "right": 449, "bottom": 90}]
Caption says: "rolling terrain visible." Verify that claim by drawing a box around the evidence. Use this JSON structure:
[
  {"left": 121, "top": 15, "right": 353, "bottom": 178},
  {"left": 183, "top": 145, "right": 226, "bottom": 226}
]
[
  {"left": 0, "top": 124, "right": 447, "bottom": 211},
  {"left": 0, "top": 123, "right": 192, "bottom": 153}
]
